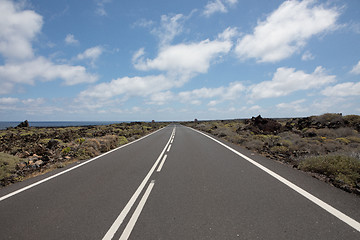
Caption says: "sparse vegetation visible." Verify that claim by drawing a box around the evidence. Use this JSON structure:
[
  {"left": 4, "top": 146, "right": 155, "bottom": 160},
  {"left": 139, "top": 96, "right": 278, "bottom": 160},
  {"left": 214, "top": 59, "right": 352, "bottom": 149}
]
[
  {"left": 183, "top": 114, "right": 360, "bottom": 195},
  {"left": 299, "top": 155, "right": 360, "bottom": 191},
  {"left": 0, "top": 152, "right": 23, "bottom": 183}
]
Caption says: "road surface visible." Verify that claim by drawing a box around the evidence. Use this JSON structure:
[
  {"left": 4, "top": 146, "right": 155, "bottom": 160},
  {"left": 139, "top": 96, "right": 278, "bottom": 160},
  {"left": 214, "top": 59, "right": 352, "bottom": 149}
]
[{"left": 0, "top": 124, "right": 359, "bottom": 239}]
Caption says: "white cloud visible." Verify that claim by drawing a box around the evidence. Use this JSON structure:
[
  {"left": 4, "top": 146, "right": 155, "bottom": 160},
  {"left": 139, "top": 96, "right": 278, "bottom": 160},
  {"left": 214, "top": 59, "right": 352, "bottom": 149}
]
[
  {"left": 0, "top": 0, "right": 43, "bottom": 60},
  {"left": 87, "top": 28, "right": 234, "bottom": 108},
  {"left": 79, "top": 75, "right": 174, "bottom": 100},
  {"left": 151, "top": 14, "right": 185, "bottom": 46},
  {"left": 0, "top": 57, "right": 98, "bottom": 92},
  {"left": 133, "top": 19, "right": 155, "bottom": 28},
  {"left": 203, "top": 0, "right": 227, "bottom": 16},
  {"left": 218, "top": 27, "right": 239, "bottom": 41},
  {"left": 0, "top": 97, "right": 19, "bottom": 105},
  {"left": 225, "top": 0, "right": 238, "bottom": 5},
  {"left": 65, "top": 34, "right": 79, "bottom": 45},
  {"left": 223, "top": 82, "right": 245, "bottom": 100},
  {"left": 95, "top": 0, "right": 112, "bottom": 16},
  {"left": 0, "top": 1, "right": 97, "bottom": 95},
  {"left": 276, "top": 99, "right": 308, "bottom": 112},
  {"left": 248, "top": 105, "right": 262, "bottom": 111},
  {"left": 77, "top": 46, "right": 103, "bottom": 66},
  {"left": 149, "top": 91, "right": 174, "bottom": 105},
  {"left": 250, "top": 66, "right": 336, "bottom": 99},
  {"left": 134, "top": 38, "right": 232, "bottom": 77},
  {"left": 321, "top": 82, "right": 360, "bottom": 97},
  {"left": 132, "top": 48, "right": 145, "bottom": 64},
  {"left": 77, "top": 46, "right": 103, "bottom": 60},
  {"left": 0, "top": 82, "right": 14, "bottom": 95},
  {"left": 21, "top": 98, "right": 45, "bottom": 105},
  {"left": 208, "top": 100, "right": 220, "bottom": 106},
  {"left": 310, "top": 97, "right": 348, "bottom": 114},
  {"left": 178, "top": 81, "right": 244, "bottom": 104},
  {"left": 235, "top": 0, "right": 339, "bottom": 62},
  {"left": 350, "top": 60, "right": 360, "bottom": 75},
  {"left": 301, "top": 51, "right": 315, "bottom": 61},
  {"left": 179, "top": 87, "right": 225, "bottom": 103},
  {"left": 203, "top": 0, "right": 238, "bottom": 17}
]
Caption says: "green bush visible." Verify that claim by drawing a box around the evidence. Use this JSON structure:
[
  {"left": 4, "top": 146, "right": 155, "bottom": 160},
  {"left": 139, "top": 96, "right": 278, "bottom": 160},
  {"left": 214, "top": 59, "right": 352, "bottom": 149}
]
[
  {"left": 76, "top": 138, "right": 85, "bottom": 144},
  {"left": 254, "top": 134, "right": 280, "bottom": 146},
  {"left": 118, "top": 136, "right": 128, "bottom": 145},
  {"left": 0, "top": 152, "right": 23, "bottom": 180},
  {"left": 299, "top": 155, "right": 360, "bottom": 187},
  {"left": 346, "top": 136, "right": 360, "bottom": 143},
  {"left": 61, "top": 147, "right": 71, "bottom": 155},
  {"left": 75, "top": 147, "right": 99, "bottom": 160},
  {"left": 336, "top": 138, "right": 351, "bottom": 144},
  {"left": 270, "top": 146, "right": 289, "bottom": 154}
]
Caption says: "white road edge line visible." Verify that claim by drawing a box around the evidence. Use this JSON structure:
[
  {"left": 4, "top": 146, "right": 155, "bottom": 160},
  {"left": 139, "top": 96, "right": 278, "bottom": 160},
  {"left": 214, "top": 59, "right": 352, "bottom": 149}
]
[
  {"left": 0, "top": 127, "right": 166, "bottom": 202},
  {"left": 119, "top": 180, "right": 156, "bottom": 240},
  {"left": 189, "top": 127, "right": 360, "bottom": 232},
  {"left": 157, "top": 155, "right": 168, "bottom": 172},
  {"left": 102, "top": 128, "right": 174, "bottom": 240}
]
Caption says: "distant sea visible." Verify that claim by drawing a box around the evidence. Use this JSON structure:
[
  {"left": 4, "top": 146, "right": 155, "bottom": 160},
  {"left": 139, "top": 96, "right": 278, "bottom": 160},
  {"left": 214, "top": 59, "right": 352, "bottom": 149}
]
[{"left": 0, "top": 121, "right": 125, "bottom": 130}]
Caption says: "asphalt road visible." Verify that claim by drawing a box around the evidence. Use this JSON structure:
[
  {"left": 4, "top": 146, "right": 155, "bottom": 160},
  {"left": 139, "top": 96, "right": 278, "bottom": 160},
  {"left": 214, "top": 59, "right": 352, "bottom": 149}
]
[{"left": 0, "top": 124, "right": 359, "bottom": 239}]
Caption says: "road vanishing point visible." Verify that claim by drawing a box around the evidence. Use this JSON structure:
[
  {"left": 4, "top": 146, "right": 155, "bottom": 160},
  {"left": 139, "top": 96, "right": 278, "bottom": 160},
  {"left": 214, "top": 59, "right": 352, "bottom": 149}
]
[{"left": 1, "top": 124, "right": 360, "bottom": 239}]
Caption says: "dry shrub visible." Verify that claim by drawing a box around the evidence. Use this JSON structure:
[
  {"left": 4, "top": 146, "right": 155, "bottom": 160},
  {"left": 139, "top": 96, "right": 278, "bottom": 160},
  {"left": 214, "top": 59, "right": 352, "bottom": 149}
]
[
  {"left": 290, "top": 137, "right": 308, "bottom": 150},
  {"left": 98, "top": 135, "right": 119, "bottom": 152},
  {"left": 244, "top": 139, "right": 264, "bottom": 151},
  {"left": 83, "top": 138, "right": 101, "bottom": 152},
  {"left": 75, "top": 147, "right": 99, "bottom": 160},
  {"left": 196, "top": 123, "right": 212, "bottom": 133},
  {"left": 270, "top": 146, "right": 289, "bottom": 154},
  {"left": 322, "top": 140, "right": 343, "bottom": 153},
  {"left": 211, "top": 126, "right": 233, "bottom": 138},
  {"left": 312, "top": 113, "right": 344, "bottom": 126},
  {"left": 0, "top": 152, "right": 23, "bottom": 181},
  {"left": 333, "top": 127, "right": 357, "bottom": 137},
  {"left": 303, "top": 128, "right": 318, "bottom": 137},
  {"left": 278, "top": 132, "right": 301, "bottom": 144},
  {"left": 225, "top": 134, "right": 247, "bottom": 144},
  {"left": 316, "top": 128, "right": 336, "bottom": 138},
  {"left": 347, "top": 136, "right": 360, "bottom": 143},
  {"left": 75, "top": 138, "right": 101, "bottom": 160},
  {"left": 254, "top": 134, "right": 280, "bottom": 147},
  {"left": 305, "top": 140, "right": 324, "bottom": 155}
]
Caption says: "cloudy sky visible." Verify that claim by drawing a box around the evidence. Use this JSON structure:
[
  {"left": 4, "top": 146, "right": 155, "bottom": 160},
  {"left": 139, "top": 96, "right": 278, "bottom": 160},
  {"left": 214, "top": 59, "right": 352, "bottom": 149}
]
[{"left": 0, "top": 0, "right": 359, "bottom": 121}]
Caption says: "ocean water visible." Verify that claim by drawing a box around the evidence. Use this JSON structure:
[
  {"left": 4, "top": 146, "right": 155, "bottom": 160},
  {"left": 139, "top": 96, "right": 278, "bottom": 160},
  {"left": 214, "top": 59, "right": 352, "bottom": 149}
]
[{"left": 0, "top": 121, "right": 124, "bottom": 130}]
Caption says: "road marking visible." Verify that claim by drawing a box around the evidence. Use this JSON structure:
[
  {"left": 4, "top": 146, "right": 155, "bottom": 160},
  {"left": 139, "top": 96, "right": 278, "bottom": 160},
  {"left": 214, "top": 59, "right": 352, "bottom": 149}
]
[
  {"left": 119, "top": 180, "right": 156, "bottom": 240},
  {"left": 0, "top": 127, "right": 165, "bottom": 202},
  {"left": 190, "top": 127, "right": 360, "bottom": 233},
  {"left": 102, "top": 128, "right": 174, "bottom": 240},
  {"left": 157, "top": 155, "right": 168, "bottom": 172},
  {"left": 167, "top": 144, "right": 172, "bottom": 152}
]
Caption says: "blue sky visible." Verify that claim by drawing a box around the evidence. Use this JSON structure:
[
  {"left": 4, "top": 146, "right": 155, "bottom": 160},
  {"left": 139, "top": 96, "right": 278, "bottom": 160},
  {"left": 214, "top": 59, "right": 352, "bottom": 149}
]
[{"left": 0, "top": 0, "right": 360, "bottom": 121}]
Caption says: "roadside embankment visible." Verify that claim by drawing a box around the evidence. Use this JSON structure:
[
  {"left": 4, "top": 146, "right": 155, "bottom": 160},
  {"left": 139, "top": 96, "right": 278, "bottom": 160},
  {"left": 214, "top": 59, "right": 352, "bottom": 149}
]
[
  {"left": 183, "top": 114, "right": 360, "bottom": 195},
  {"left": 0, "top": 122, "right": 166, "bottom": 187}
]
